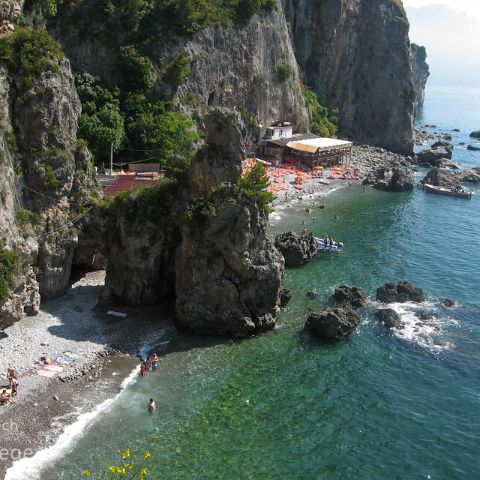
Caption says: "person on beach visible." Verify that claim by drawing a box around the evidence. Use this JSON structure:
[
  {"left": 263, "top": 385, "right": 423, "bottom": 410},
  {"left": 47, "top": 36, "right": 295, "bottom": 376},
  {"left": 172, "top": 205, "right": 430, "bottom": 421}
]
[
  {"left": 323, "top": 237, "right": 328, "bottom": 247},
  {"left": 147, "top": 399, "right": 156, "bottom": 414},
  {"left": 1, "top": 389, "right": 15, "bottom": 405},
  {"left": 151, "top": 353, "right": 159, "bottom": 371},
  {"left": 7, "top": 367, "right": 17, "bottom": 388},
  {"left": 140, "top": 362, "right": 148, "bottom": 377},
  {"left": 11, "top": 377, "right": 18, "bottom": 396}
]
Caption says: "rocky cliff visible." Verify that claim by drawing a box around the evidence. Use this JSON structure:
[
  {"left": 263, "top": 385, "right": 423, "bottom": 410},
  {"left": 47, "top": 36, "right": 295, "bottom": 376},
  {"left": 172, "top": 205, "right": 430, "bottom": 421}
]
[
  {"left": 282, "top": 0, "right": 416, "bottom": 154},
  {"left": 0, "top": 19, "right": 98, "bottom": 327},
  {"left": 411, "top": 43, "right": 429, "bottom": 109}
]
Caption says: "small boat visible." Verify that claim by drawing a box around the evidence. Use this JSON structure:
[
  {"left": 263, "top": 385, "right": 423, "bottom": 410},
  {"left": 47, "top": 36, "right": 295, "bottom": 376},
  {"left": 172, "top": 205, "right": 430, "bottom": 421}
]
[
  {"left": 314, "top": 237, "right": 343, "bottom": 253},
  {"left": 424, "top": 183, "right": 473, "bottom": 199}
]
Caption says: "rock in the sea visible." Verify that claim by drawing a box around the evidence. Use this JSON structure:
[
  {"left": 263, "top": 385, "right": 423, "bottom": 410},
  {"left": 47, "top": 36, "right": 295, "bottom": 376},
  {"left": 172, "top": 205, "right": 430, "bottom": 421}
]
[
  {"left": 306, "top": 289, "right": 319, "bottom": 299},
  {"left": 416, "top": 311, "right": 433, "bottom": 321},
  {"left": 376, "top": 308, "right": 404, "bottom": 329},
  {"left": 457, "top": 169, "right": 480, "bottom": 183},
  {"left": 469, "top": 130, "right": 480, "bottom": 139},
  {"left": 333, "top": 285, "right": 368, "bottom": 309},
  {"left": 442, "top": 298, "right": 455, "bottom": 308},
  {"left": 376, "top": 281, "right": 424, "bottom": 303},
  {"left": 467, "top": 144, "right": 480, "bottom": 151},
  {"left": 416, "top": 146, "right": 453, "bottom": 163},
  {"left": 274, "top": 231, "right": 317, "bottom": 267},
  {"left": 431, "top": 140, "right": 452, "bottom": 149},
  {"left": 279, "top": 288, "right": 292, "bottom": 308},
  {"left": 422, "top": 168, "right": 462, "bottom": 189},
  {"left": 306, "top": 308, "right": 361, "bottom": 340},
  {"left": 365, "top": 167, "right": 414, "bottom": 192}
]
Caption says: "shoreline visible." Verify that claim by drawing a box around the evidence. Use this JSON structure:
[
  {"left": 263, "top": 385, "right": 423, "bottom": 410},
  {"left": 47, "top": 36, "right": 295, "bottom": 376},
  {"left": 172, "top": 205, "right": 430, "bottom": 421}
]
[
  {"left": 0, "top": 272, "right": 174, "bottom": 479},
  {"left": 0, "top": 144, "right": 416, "bottom": 479}
]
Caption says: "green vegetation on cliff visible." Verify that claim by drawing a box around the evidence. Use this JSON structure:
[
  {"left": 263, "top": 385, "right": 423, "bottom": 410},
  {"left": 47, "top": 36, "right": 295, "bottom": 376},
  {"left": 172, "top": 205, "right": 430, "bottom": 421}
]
[
  {"left": 0, "top": 248, "right": 19, "bottom": 302},
  {"left": 0, "top": 27, "right": 63, "bottom": 94},
  {"left": 303, "top": 87, "right": 338, "bottom": 138}
]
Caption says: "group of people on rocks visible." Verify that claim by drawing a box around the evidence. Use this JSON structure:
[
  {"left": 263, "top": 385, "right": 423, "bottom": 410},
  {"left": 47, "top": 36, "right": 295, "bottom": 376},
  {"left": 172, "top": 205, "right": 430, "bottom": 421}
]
[
  {"left": 139, "top": 353, "right": 159, "bottom": 378},
  {"left": 1, "top": 367, "right": 18, "bottom": 405}
]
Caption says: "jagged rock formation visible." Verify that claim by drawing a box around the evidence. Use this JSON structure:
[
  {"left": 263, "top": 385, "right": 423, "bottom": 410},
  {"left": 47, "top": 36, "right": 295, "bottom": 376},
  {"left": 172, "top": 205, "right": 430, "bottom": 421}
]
[
  {"left": 376, "top": 281, "right": 424, "bottom": 304},
  {"left": 306, "top": 307, "right": 361, "bottom": 340},
  {"left": 0, "top": 26, "right": 98, "bottom": 326},
  {"left": 274, "top": 231, "right": 317, "bottom": 267},
  {"left": 0, "top": 0, "right": 22, "bottom": 34},
  {"left": 364, "top": 167, "right": 414, "bottom": 192},
  {"left": 416, "top": 145, "right": 453, "bottom": 163},
  {"left": 283, "top": 0, "right": 415, "bottom": 154},
  {"left": 376, "top": 308, "right": 404, "bottom": 329},
  {"left": 411, "top": 43, "right": 429, "bottom": 109},
  {"left": 422, "top": 168, "right": 480, "bottom": 189},
  {"left": 332, "top": 285, "right": 368, "bottom": 309},
  {"left": 103, "top": 110, "right": 285, "bottom": 337}
]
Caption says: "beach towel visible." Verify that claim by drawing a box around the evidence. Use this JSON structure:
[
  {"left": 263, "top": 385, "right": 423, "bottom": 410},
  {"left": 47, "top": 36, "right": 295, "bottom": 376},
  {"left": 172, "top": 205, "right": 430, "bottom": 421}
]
[
  {"left": 37, "top": 369, "right": 57, "bottom": 378},
  {"left": 54, "top": 356, "right": 74, "bottom": 366}
]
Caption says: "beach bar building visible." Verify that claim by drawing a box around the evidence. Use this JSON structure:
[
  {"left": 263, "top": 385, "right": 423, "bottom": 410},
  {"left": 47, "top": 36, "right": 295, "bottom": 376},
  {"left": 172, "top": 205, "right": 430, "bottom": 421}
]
[{"left": 283, "top": 137, "right": 353, "bottom": 168}]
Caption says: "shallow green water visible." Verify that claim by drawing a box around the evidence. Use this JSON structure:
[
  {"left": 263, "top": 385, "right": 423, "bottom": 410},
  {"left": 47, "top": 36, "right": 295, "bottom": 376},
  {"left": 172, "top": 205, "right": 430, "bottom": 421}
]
[{"left": 16, "top": 86, "right": 480, "bottom": 480}]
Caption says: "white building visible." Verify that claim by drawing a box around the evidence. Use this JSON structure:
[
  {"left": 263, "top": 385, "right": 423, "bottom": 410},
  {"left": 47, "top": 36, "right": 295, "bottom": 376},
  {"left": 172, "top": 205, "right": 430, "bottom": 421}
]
[{"left": 263, "top": 122, "right": 293, "bottom": 140}]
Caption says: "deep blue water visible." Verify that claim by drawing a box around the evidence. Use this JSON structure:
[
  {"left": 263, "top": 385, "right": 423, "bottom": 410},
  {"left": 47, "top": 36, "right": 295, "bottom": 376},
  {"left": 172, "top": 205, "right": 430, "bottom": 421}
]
[{"left": 10, "top": 86, "right": 480, "bottom": 480}]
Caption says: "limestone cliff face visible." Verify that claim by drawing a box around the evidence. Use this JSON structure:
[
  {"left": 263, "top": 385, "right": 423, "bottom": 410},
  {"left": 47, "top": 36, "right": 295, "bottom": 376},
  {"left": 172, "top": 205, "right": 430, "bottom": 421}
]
[
  {"left": 283, "top": 0, "right": 415, "bottom": 154},
  {"left": 51, "top": 5, "right": 309, "bottom": 135},
  {"left": 176, "top": 111, "right": 284, "bottom": 336},
  {"left": 177, "top": 8, "right": 309, "bottom": 134},
  {"left": 0, "top": 30, "right": 98, "bottom": 326},
  {"left": 411, "top": 43, "right": 429, "bottom": 109}
]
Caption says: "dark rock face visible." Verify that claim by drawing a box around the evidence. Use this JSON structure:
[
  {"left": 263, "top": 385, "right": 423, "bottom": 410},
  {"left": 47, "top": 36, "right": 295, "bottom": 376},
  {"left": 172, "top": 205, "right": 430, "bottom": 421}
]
[
  {"left": 418, "top": 158, "right": 459, "bottom": 170},
  {"left": 283, "top": 0, "right": 415, "bottom": 154},
  {"left": 279, "top": 288, "right": 292, "bottom": 308},
  {"left": 376, "top": 308, "right": 404, "bottom": 329},
  {"left": 411, "top": 44, "right": 429, "bottom": 109},
  {"left": 376, "top": 281, "right": 424, "bottom": 303},
  {"left": 175, "top": 110, "right": 285, "bottom": 337},
  {"left": 365, "top": 167, "right": 414, "bottom": 192},
  {"left": 422, "top": 168, "right": 480, "bottom": 189},
  {"left": 306, "top": 308, "right": 361, "bottom": 340},
  {"left": 416, "top": 146, "right": 453, "bottom": 163},
  {"left": 470, "top": 131, "right": 480, "bottom": 139},
  {"left": 333, "top": 285, "right": 368, "bottom": 309},
  {"left": 274, "top": 231, "right": 317, "bottom": 267},
  {"left": 431, "top": 140, "right": 452, "bottom": 148}
]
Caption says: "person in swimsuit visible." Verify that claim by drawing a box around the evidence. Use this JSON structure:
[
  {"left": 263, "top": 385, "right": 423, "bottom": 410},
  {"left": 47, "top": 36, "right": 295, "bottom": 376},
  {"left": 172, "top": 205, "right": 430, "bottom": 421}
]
[
  {"left": 151, "top": 354, "right": 159, "bottom": 371},
  {"left": 1, "top": 389, "right": 14, "bottom": 405},
  {"left": 140, "top": 362, "right": 148, "bottom": 377},
  {"left": 11, "top": 377, "right": 18, "bottom": 396},
  {"left": 147, "top": 399, "right": 156, "bottom": 414}
]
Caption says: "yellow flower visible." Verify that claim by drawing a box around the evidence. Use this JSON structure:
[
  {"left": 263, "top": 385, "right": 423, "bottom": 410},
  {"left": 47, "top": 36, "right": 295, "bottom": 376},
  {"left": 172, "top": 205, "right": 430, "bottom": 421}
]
[
  {"left": 144, "top": 451, "right": 151, "bottom": 459},
  {"left": 108, "top": 466, "right": 117, "bottom": 473},
  {"left": 84, "top": 470, "right": 92, "bottom": 477},
  {"left": 141, "top": 468, "right": 148, "bottom": 475},
  {"left": 122, "top": 448, "right": 131, "bottom": 459}
]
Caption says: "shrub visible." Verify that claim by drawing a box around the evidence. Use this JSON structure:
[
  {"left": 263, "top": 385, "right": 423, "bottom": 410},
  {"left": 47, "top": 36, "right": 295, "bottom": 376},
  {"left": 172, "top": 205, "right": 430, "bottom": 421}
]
[
  {"left": 275, "top": 63, "right": 294, "bottom": 83},
  {"left": 0, "top": 249, "right": 19, "bottom": 303},
  {"left": 303, "top": 86, "right": 338, "bottom": 137},
  {"left": 163, "top": 52, "right": 191, "bottom": 88},
  {"left": 117, "top": 45, "right": 155, "bottom": 91},
  {"left": 236, "top": 163, "right": 273, "bottom": 213},
  {"left": 0, "top": 27, "right": 63, "bottom": 92}
]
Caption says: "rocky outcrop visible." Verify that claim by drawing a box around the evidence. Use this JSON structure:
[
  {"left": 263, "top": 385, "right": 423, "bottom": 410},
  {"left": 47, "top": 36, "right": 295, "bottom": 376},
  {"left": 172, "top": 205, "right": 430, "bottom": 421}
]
[
  {"left": 469, "top": 131, "right": 480, "bottom": 139},
  {"left": 416, "top": 146, "right": 453, "bottom": 163},
  {"left": 467, "top": 145, "right": 480, "bottom": 152},
  {"left": 421, "top": 168, "right": 480, "bottom": 189},
  {"left": 274, "top": 231, "right": 317, "bottom": 267},
  {"left": 376, "top": 308, "right": 404, "bottom": 329},
  {"left": 306, "top": 307, "right": 361, "bottom": 340},
  {"left": 411, "top": 43, "right": 429, "bottom": 109},
  {"left": 283, "top": 0, "right": 415, "bottom": 154},
  {"left": 175, "top": 111, "right": 284, "bottom": 336},
  {"left": 364, "top": 167, "right": 414, "bottom": 192},
  {"left": 332, "top": 284, "right": 368, "bottom": 309},
  {"left": 376, "top": 281, "right": 424, "bottom": 303},
  {"left": 0, "top": 0, "right": 22, "bottom": 34}
]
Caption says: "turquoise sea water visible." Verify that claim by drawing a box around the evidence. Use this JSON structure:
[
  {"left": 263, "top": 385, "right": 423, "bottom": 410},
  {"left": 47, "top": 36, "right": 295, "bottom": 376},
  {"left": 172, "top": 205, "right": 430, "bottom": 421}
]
[{"left": 18, "top": 86, "right": 480, "bottom": 480}]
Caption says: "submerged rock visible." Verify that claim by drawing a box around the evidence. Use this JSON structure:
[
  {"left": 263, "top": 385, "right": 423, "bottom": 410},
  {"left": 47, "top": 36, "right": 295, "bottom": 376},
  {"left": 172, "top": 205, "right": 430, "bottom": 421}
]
[
  {"left": 279, "top": 288, "right": 292, "bottom": 308},
  {"left": 274, "top": 231, "right": 317, "bottom": 267},
  {"left": 467, "top": 145, "right": 480, "bottom": 151},
  {"left": 306, "top": 289, "right": 319, "bottom": 299},
  {"left": 376, "top": 308, "right": 404, "bottom": 329},
  {"left": 333, "top": 285, "right": 368, "bottom": 309},
  {"left": 376, "top": 281, "right": 424, "bottom": 303},
  {"left": 442, "top": 298, "right": 456, "bottom": 308},
  {"left": 306, "top": 308, "right": 361, "bottom": 340}
]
